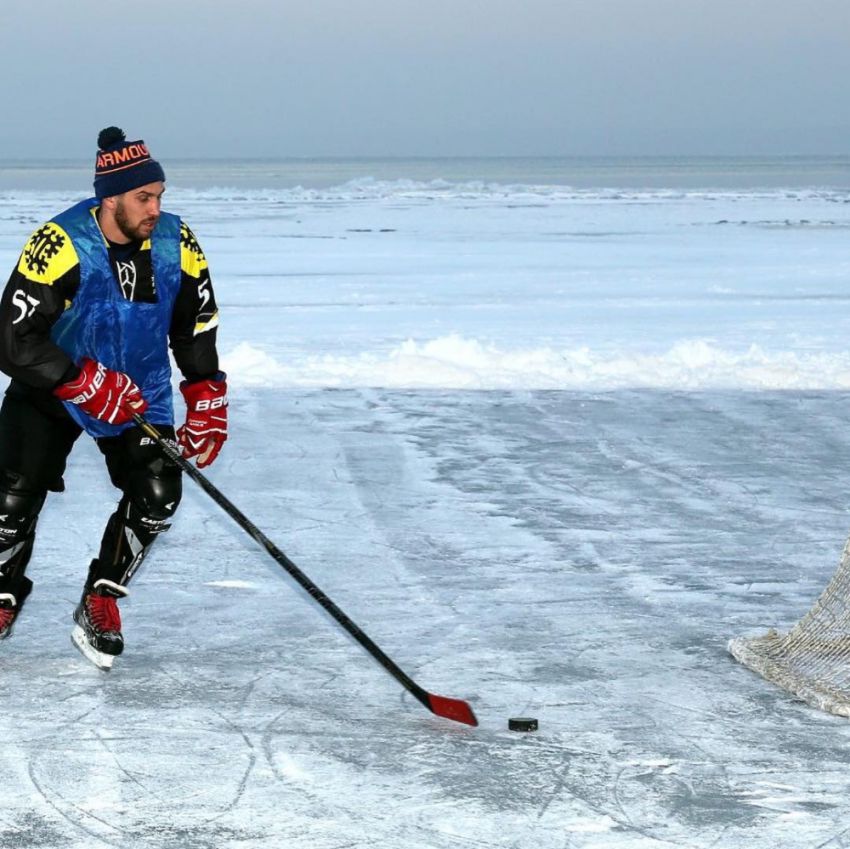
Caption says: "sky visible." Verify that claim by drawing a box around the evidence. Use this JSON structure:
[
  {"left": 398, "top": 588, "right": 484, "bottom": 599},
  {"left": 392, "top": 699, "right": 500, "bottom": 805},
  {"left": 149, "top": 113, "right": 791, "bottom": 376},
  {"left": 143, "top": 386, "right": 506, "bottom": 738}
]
[{"left": 1, "top": 0, "right": 849, "bottom": 159}]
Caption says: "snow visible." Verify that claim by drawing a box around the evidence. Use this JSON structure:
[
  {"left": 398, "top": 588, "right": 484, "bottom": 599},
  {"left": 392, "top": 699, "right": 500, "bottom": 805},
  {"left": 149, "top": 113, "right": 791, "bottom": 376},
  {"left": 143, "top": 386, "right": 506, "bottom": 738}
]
[
  {"left": 225, "top": 336, "right": 850, "bottom": 390},
  {"left": 2, "top": 175, "right": 850, "bottom": 847}
]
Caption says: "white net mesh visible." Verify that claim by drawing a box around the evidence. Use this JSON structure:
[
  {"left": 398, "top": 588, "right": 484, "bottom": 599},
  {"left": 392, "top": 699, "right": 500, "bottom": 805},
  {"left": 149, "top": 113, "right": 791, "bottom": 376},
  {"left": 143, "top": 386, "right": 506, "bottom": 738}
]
[{"left": 728, "top": 537, "right": 850, "bottom": 718}]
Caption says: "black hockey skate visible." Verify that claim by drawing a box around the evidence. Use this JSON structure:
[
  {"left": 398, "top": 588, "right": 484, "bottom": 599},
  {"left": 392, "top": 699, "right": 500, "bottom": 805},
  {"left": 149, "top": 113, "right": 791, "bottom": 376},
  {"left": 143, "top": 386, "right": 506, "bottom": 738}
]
[
  {"left": 71, "top": 579, "right": 127, "bottom": 670},
  {"left": 0, "top": 577, "right": 33, "bottom": 640}
]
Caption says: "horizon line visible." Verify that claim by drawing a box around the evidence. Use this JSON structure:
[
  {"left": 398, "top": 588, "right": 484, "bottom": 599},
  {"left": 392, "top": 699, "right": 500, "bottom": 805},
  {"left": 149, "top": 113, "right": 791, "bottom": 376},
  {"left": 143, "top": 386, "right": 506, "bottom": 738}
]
[{"left": 1, "top": 152, "right": 850, "bottom": 166}]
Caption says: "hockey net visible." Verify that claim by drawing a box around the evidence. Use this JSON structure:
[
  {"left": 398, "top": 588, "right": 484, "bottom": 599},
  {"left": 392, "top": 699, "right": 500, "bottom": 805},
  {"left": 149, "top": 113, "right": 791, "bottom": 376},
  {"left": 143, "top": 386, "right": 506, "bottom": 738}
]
[{"left": 728, "top": 536, "right": 850, "bottom": 718}]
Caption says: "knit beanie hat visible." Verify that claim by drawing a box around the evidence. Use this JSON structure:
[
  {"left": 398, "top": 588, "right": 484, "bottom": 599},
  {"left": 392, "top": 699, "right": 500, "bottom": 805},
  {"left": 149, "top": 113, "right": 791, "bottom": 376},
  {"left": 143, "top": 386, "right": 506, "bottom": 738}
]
[{"left": 93, "top": 127, "right": 166, "bottom": 199}]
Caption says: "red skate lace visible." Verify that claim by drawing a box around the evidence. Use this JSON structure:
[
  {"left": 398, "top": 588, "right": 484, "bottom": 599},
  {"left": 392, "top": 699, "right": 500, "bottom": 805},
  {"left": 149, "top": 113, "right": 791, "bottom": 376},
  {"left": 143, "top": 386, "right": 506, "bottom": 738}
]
[
  {"left": 87, "top": 594, "right": 121, "bottom": 632},
  {"left": 0, "top": 607, "right": 14, "bottom": 631}
]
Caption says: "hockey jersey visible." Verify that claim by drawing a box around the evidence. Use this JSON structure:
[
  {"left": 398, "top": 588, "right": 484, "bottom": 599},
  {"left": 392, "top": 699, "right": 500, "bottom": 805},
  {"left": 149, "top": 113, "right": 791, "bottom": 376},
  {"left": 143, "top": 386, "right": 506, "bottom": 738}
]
[{"left": 0, "top": 198, "right": 220, "bottom": 436}]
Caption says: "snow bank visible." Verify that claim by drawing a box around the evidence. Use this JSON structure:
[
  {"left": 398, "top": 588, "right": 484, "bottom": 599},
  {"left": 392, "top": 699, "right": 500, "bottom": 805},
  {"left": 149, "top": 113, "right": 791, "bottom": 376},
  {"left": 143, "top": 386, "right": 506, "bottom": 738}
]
[{"left": 223, "top": 336, "right": 850, "bottom": 391}]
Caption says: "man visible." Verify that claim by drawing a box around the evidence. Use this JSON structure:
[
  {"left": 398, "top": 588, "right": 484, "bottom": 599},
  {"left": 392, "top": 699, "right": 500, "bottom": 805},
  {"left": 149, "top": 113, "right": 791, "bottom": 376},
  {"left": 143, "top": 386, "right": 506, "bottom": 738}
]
[{"left": 0, "top": 127, "right": 227, "bottom": 669}]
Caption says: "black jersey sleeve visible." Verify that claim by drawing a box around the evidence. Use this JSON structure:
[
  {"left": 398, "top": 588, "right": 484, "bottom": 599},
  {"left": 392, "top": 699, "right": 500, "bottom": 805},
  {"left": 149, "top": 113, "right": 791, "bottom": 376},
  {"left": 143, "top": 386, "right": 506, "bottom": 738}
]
[
  {"left": 169, "top": 222, "right": 220, "bottom": 383},
  {"left": 0, "top": 222, "right": 81, "bottom": 389}
]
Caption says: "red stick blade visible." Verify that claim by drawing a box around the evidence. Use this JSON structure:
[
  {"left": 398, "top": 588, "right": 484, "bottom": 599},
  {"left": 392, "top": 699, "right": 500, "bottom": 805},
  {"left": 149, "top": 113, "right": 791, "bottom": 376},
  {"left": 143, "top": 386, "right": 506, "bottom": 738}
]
[{"left": 427, "top": 694, "right": 478, "bottom": 726}]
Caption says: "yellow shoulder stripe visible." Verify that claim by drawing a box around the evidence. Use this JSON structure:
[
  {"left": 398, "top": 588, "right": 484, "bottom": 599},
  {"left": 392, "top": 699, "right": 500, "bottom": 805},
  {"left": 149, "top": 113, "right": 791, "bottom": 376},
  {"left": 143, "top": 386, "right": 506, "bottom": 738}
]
[
  {"left": 180, "top": 222, "right": 209, "bottom": 279},
  {"left": 16, "top": 222, "right": 79, "bottom": 285}
]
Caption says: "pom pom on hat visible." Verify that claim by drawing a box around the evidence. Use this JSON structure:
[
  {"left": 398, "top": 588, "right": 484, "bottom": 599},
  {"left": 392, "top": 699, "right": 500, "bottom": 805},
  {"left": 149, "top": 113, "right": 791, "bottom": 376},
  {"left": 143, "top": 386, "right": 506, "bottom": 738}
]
[{"left": 97, "top": 127, "right": 127, "bottom": 150}]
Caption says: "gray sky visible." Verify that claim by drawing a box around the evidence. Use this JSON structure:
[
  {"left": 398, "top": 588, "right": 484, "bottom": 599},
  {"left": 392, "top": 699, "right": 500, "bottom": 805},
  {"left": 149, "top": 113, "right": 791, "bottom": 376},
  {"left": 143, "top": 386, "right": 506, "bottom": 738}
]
[{"left": 2, "top": 0, "right": 849, "bottom": 158}]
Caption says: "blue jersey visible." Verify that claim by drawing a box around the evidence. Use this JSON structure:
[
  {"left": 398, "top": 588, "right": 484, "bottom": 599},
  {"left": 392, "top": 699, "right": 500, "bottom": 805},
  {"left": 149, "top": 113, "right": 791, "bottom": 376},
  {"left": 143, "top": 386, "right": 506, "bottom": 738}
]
[{"left": 50, "top": 198, "right": 182, "bottom": 437}]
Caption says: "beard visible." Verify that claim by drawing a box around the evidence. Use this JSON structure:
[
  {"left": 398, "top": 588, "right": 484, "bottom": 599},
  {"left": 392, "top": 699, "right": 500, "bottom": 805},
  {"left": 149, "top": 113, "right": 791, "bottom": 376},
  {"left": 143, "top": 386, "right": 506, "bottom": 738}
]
[{"left": 114, "top": 200, "right": 157, "bottom": 242}]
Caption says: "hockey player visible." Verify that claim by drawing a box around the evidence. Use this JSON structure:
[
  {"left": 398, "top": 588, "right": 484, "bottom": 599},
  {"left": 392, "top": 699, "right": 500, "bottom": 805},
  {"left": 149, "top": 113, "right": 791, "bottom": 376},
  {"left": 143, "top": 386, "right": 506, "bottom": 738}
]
[{"left": 0, "top": 127, "right": 227, "bottom": 668}]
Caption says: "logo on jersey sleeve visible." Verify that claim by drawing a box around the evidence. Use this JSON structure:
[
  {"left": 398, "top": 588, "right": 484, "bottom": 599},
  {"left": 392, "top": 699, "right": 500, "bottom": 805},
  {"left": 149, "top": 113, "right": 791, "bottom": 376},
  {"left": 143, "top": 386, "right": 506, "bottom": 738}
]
[
  {"left": 193, "top": 277, "right": 219, "bottom": 336},
  {"left": 11, "top": 290, "right": 40, "bottom": 324},
  {"left": 17, "top": 223, "right": 78, "bottom": 285},
  {"left": 180, "top": 222, "right": 209, "bottom": 279}
]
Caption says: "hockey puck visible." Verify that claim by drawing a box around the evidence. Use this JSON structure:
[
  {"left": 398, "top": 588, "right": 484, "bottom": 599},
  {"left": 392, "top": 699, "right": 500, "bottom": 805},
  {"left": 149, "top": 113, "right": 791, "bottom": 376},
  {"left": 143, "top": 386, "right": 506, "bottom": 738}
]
[{"left": 508, "top": 717, "right": 538, "bottom": 732}]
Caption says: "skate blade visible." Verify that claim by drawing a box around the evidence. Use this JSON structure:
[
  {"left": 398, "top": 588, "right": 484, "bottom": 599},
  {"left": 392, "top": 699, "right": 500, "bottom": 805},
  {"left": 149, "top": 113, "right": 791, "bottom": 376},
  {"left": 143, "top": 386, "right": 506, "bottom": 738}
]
[{"left": 71, "top": 625, "right": 115, "bottom": 671}]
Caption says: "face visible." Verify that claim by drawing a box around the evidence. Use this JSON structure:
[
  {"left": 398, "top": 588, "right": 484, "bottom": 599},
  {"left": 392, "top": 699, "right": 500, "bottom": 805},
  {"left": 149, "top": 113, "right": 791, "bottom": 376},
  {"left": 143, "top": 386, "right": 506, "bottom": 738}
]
[{"left": 111, "top": 181, "right": 165, "bottom": 242}]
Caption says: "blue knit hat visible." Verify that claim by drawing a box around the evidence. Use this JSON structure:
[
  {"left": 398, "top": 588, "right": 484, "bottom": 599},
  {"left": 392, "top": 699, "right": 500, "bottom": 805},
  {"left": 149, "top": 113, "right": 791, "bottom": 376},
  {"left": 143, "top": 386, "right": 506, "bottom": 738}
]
[{"left": 93, "top": 127, "right": 166, "bottom": 199}]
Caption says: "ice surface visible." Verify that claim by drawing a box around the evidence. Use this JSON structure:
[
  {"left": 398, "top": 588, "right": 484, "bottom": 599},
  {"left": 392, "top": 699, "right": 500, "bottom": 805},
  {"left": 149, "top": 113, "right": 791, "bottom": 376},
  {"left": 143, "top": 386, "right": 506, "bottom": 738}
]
[{"left": 1, "top": 178, "right": 850, "bottom": 847}]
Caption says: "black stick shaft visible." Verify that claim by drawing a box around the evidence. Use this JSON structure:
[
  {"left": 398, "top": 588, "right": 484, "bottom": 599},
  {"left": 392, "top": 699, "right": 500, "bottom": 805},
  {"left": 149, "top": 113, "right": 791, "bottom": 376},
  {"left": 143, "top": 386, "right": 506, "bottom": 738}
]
[{"left": 133, "top": 414, "right": 434, "bottom": 709}]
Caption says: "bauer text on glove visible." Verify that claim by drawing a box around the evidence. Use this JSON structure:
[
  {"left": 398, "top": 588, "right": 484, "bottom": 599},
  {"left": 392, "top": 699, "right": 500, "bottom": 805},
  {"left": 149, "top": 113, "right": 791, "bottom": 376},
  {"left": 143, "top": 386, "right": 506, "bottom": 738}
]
[
  {"left": 177, "top": 374, "right": 227, "bottom": 468},
  {"left": 53, "top": 358, "right": 148, "bottom": 425}
]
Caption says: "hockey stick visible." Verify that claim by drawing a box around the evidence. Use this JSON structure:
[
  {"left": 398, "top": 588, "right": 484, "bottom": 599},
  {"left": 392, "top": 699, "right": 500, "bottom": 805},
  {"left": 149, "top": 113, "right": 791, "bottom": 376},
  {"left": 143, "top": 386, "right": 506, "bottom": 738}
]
[{"left": 132, "top": 413, "right": 478, "bottom": 727}]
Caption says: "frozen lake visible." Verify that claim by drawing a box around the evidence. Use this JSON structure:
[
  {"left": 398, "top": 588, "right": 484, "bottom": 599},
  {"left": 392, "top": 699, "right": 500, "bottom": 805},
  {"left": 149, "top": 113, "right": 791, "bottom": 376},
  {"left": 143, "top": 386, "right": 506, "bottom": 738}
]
[
  {"left": 2, "top": 169, "right": 850, "bottom": 847},
  {"left": 2, "top": 388, "right": 850, "bottom": 848}
]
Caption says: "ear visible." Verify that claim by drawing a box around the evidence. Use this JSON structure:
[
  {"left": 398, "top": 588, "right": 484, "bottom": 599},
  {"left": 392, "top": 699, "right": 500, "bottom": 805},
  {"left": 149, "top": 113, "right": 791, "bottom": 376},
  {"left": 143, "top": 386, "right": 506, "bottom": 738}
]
[{"left": 101, "top": 196, "right": 117, "bottom": 212}]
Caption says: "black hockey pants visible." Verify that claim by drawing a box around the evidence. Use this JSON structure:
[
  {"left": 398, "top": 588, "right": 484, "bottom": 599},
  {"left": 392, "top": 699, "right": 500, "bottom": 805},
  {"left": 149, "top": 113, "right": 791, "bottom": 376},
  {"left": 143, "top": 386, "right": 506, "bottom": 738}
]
[{"left": 0, "top": 381, "right": 182, "bottom": 597}]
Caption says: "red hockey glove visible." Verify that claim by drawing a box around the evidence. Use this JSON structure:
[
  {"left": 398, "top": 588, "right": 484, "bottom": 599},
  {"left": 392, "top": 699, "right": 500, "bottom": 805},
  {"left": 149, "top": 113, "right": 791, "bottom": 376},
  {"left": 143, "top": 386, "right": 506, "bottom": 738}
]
[
  {"left": 177, "top": 375, "right": 228, "bottom": 468},
  {"left": 54, "top": 358, "right": 148, "bottom": 425}
]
